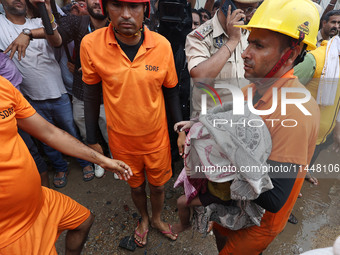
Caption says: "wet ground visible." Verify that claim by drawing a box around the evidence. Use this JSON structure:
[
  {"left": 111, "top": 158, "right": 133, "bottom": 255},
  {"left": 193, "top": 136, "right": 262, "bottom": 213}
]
[{"left": 54, "top": 148, "right": 340, "bottom": 255}]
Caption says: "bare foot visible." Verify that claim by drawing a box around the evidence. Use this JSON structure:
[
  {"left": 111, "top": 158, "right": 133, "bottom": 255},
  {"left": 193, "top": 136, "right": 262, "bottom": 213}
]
[
  {"left": 305, "top": 172, "right": 319, "bottom": 185},
  {"left": 151, "top": 220, "right": 178, "bottom": 241},
  {"left": 172, "top": 223, "right": 191, "bottom": 234},
  {"left": 207, "top": 221, "right": 213, "bottom": 233},
  {"left": 53, "top": 171, "right": 68, "bottom": 188},
  {"left": 134, "top": 219, "right": 149, "bottom": 247},
  {"left": 83, "top": 165, "right": 94, "bottom": 181}
]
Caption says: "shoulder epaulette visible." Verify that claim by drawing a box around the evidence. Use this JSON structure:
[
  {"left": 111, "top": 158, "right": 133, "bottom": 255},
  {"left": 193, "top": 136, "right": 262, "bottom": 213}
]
[{"left": 194, "top": 23, "right": 213, "bottom": 41}]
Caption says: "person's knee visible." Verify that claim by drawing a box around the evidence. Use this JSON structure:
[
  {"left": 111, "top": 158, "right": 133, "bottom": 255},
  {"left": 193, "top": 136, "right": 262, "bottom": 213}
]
[
  {"left": 177, "top": 195, "right": 187, "bottom": 209},
  {"left": 149, "top": 183, "right": 164, "bottom": 194},
  {"left": 131, "top": 182, "right": 146, "bottom": 195},
  {"left": 75, "top": 212, "right": 94, "bottom": 232}
]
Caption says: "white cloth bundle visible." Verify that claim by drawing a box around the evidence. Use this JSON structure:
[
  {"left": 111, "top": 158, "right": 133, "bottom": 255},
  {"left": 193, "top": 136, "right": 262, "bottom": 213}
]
[{"left": 317, "top": 36, "right": 340, "bottom": 106}]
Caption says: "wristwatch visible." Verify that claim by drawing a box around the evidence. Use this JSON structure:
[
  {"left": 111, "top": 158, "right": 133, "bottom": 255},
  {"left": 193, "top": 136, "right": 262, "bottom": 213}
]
[{"left": 22, "top": 28, "right": 33, "bottom": 40}]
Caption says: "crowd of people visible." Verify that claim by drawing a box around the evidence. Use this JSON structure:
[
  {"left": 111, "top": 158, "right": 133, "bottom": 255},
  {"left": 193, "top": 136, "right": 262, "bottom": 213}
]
[{"left": 0, "top": 0, "right": 339, "bottom": 254}]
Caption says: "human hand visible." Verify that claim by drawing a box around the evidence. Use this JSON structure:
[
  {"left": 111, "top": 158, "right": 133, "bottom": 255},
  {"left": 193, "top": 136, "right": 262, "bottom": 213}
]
[
  {"left": 207, "top": 221, "right": 213, "bottom": 233},
  {"left": 177, "top": 131, "right": 186, "bottom": 157},
  {"left": 174, "top": 121, "right": 192, "bottom": 133},
  {"left": 67, "top": 62, "right": 75, "bottom": 74},
  {"left": 29, "top": 0, "right": 51, "bottom": 10},
  {"left": 4, "top": 33, "right": 30, "bottom": 61},
  {"left": 225, "top": 5, "right": 245, "bottom": 42},
  {"left": 101, "top": 158, "right": 133, "bottom": 181}
]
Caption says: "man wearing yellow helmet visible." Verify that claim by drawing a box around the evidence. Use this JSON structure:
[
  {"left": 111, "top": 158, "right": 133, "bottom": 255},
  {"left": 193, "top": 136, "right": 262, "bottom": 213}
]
[{"left": 212, "top": 0, "right": 320, "bottom": 254}]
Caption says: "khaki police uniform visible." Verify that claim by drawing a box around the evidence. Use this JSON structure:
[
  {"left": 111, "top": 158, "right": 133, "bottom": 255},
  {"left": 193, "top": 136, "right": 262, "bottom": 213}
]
[
  {"left": 316, "top": 30, "right": 324, "bottom": 48},
  {"left": 185, "top": 10, "right": 249, "bottom": 117}
]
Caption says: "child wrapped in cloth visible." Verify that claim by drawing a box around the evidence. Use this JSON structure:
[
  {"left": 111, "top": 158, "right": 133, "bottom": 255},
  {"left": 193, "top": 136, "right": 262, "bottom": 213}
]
[{"left": 173, "top": 102, "right": 273, "bottom": 235}]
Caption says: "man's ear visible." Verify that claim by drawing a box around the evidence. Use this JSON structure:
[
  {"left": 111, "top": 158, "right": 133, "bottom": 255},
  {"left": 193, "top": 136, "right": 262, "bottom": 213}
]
[{"left": 286, "top": 45, "right": 301, "bottom": 66}]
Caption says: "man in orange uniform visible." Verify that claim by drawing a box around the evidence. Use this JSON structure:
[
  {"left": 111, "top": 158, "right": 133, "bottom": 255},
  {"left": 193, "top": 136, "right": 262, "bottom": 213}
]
[
  {"left": 0, "top": 76, "right": 132, "bottom": 254},
  {"left": 212, "top": 0, "right": 320, "bottom": 254},
  {"left": 80, "top": 0, "right": 185, "bottom": 247}
]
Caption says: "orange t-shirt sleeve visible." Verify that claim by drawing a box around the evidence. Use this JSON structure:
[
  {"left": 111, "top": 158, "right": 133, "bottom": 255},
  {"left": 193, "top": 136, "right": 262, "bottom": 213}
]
[
  {"left": 162, "top": 43, "right": 178, "bottom": 89},
  {"left": 80, "top": 37, "right": 102, "bottom": 85},
  {"left": 12, "top": 86, "right": 36, "bottom": 119},
  {"left": 0, "top": 77, "right": 36, "bottom": 119}
]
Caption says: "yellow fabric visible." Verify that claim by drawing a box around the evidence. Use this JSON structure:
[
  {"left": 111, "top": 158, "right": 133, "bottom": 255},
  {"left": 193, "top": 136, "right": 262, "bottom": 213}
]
[
  {"left": 207, "top": 181, "right": 231, "bottom": 201},
  {"left": 307, "top": 45, "right": 340, "bottom": 144}
]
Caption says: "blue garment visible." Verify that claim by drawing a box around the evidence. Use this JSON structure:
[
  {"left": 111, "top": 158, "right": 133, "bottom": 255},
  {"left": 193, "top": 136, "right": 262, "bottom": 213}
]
[
  {"left": 28, "top": 93, "right": 91, "bottom": 172},
  {"left": 54, "top": 42, "right": 75, "bottom": 96}
]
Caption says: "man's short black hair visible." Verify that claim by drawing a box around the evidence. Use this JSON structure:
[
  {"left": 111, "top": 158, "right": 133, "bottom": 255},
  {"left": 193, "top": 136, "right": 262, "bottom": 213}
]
[
  {"left": 192, "top": 8, "right": 202, "bottom": 24},
  {"left": 198, "top": 8, "right": 211, "bottom": 20},
  {"left": 322, "top": 10, "right": 340, "bottom": 22},
  {"left": 275, "top": 31, "right": 306, "bottom": 66}
]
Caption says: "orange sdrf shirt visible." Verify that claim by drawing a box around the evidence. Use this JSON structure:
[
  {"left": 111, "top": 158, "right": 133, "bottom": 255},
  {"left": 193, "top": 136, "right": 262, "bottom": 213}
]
[
  {"left": 0, "top": 76, "right": 43, "bottom": 248},
  {"left": 215, "top": 70, "right": 320, "bottom": 255},
  {"left": 80, "top": 24, "right": 178, "bottom": 155}
]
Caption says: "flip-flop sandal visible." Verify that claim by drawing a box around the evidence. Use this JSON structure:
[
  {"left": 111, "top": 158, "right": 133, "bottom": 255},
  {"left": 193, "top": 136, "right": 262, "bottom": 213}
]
[
  {"left": 119, "top": 235, "right": 137, "bottom": 251},
  {"left": 134, "top": 221, "right": 149, "bottom": 248},
  {"left": 53, "top": 172, "right": 68, "bottom": 188},
  {"left": 83, "top": 166, "right": 95, "bottom": 182},
  {"left": 160, "top": 224, "right": 178, "bottom": 241},
  {"left": 288, "top": 213, "right": 298, "bottom": 224}
]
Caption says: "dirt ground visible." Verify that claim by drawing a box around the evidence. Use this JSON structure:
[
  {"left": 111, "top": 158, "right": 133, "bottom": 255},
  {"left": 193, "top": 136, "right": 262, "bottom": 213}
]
[{"left": 54, "top": 148, "right": 340, "bottom": 255}]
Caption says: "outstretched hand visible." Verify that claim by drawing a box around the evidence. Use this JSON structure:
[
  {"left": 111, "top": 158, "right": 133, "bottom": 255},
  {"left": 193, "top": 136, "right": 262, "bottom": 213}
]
[{"left": 102, "top": 158, "right": 133, "bottom": 181}]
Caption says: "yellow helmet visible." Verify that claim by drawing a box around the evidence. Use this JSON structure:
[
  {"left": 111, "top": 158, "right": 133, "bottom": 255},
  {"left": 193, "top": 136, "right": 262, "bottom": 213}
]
[{"left": 237, "top": 0, "right": 319, "bottom": 51}]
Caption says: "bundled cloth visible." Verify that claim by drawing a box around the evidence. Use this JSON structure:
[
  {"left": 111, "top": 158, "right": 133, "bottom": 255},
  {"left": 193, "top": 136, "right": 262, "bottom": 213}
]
[{"left": 174, "top": 102, "right": 273, "bottom": 233}]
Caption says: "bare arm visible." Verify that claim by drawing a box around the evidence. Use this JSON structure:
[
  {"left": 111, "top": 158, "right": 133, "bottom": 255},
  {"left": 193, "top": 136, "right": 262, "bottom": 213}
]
[
  {"left": 17, "top": 113, "right": 133, "bottom": 180},
  {"left": 30, "top": 0, "right": 62, "bottom": 46},
  {"left": 4, "top": 0, "right": 62, "bottom": 60},
  {"left": 190, "top": 38, "right": 239, "bottom": 79},
  {"left": 190, "top": 7, "right": 245, "bottom": 79}
]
